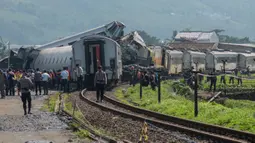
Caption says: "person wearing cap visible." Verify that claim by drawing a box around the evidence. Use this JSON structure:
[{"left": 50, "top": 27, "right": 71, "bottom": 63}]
[
  {"left": 94, "top": 65, "right": 107, "bottom": 102},
  {"left": 17, "top": 73, "right": 34, "bottom": 115}
]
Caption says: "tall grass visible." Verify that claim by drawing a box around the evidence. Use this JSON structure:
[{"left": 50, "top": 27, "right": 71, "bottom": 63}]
[{"left": 115, "top": 81, "right": 255, "bottom": 133}]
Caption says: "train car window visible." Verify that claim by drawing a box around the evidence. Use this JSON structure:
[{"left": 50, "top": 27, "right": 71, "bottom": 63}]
[
  {"left": 56, "top": 58, "right": 59, "bottom": 64},
  {"left": 52, "top": 58, "right": 55, "bottom": 64},
  {"left": 45, "top": 59, "right": 48, "bottom": 64},
  {"left": 60, "top": 58, "right": 63, "bottom": 64},
  {"left": 48, "top": 58, "right": 52, "bottom": 64},
  {"left": 64, "top": 57, "right": 67, "bottom": 63}
]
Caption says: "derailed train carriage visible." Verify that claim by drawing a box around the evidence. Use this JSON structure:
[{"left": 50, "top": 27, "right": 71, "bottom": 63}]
[
  {"left": 205, "top": 51, "right": 238, "bottom": 72},
  {"left": 164, "top": 50, "right": 183, "bottom": 74},
  {"left": 182, "top": 50, "right": 206, "bottom": 71},
  {"left": 238, "top": 52, "right": 255, "bottom": 72},
  {"left": 72, "top": 35, "right": 122, "bottom": 87}
]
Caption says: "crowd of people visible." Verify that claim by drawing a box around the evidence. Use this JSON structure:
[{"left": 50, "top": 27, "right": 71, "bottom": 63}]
[
  {"left": 0, "top": 64, "right": 85, "bottom": 115},
  {"left": 128, "top": 66, "right": 159, "bottom": 90}
]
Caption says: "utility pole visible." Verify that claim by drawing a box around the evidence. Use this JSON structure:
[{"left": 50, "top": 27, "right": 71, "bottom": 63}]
[
  {"left": 158, "top": 73, "right": 161, "bottom": 103},
  {"left": 192, "top": 70, "right": 200, "bottom": 117},
  {"left": 222, "top": 60, "right": 227, "bottom": 96},
  {"left": 194, "top": 62, "right": 198, "bottom": 71}
]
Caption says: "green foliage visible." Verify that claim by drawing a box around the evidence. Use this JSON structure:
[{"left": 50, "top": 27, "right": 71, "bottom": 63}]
[
  {"left": 137, "top": 30, "right": 161, "bottom": 45},
  {"left": 75, "top": 129, "right": 90, "bottom": 139},
  {"left": 115, "top": 81, "right": 255, "bottom": 133},
  {"left": 41, "top": 92, "right": 60, "bottom": 112},
  {"left": 219, "top": 35, "right": 251, "bottom": 43},
  {"left": 200, "top": 75, "right": 255, "bottom": 93},
  {"left": 63, "top": 94, "right": 84, "bottom": 120}
]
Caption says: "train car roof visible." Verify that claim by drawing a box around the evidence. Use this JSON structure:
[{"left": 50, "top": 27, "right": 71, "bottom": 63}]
[
  {"left": 210, "top": 51, "right": 238, "bottom": 58},
  {"left": 239, "top": 52, "right": 255, "bottom": 57},
  {"left": 40, "top": 45, "right": 72, "bottom": 54},
  {"left": 166, "top": 50, "right": 183, "bottom": 54},
  {"left": 186, "top": 50, "right": 206, "bottom": 55},
  {"left": 78, "top": 35, "right": 121, "bottom": 47}
]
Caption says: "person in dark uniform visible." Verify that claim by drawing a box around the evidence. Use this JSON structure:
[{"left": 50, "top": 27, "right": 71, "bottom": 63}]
[
  {"left": 210, "top": 69, "right": 217, "bottom": 92},
  {"left": 17, "top": 73, "right": 34, "bottom": 115},
  {"left": 150, "top": 71, "right": 156, "bottom": 90},
  {"left": 34, "top": 68, "right": 42, "bottom": 95},
  {"left": 94, "top": 66, "right": 107, "bottom": 102}
]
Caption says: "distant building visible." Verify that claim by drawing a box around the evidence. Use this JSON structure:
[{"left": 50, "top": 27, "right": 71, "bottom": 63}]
[{"left": 174, "top": 31, "right": 219, "bottom": 43}]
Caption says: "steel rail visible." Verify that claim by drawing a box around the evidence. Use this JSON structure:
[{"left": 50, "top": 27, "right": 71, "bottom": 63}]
[
  {"left": 80, "top": 89, "right": 246, "bottom": 143},
  {"left": 103, "top": 94, "right": 255, "bottom": 142}
]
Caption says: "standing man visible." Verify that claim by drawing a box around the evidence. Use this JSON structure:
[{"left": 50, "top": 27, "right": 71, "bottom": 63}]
[
  {"left": 61, "top": 67, "right": 69, "bottom": 93},
  {"left": 0, "top": 70, "right": 6, "bottom": 99},
  {"left": 42, "top": 70, "right": 51, "bottom": 95},
  {"left": 34, "top": 68, "right": 42, "bottom": 95},
  {"left": 8, "top": 69, "right": 15, "bottom": 96},
  {"left": 94, "top": 66, "right": 107, "bottom": 102},
  {"left": 209, "top": 69, "right": 217, "bottom": 92},
  {"left": 75, "top": 64, "right": 84, "bottom": 90},
  {"left": 17, "top": 73, "right": 34, "bottom": 115}
]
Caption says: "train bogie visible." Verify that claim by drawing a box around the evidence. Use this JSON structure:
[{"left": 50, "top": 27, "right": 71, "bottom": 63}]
[
  {"left": 182, "top": 51, "right": 206, "bottom": 71},
  {"left": 165, "top": 50, "right": 183, "bottom": 74},
  {"left": 72, "top": 35, "right": 122, "bottom": 87},
  {"left": 205, "top": 51, "right": 238, "bottom": 71}
]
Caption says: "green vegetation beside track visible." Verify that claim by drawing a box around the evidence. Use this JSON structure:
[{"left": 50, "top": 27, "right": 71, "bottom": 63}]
[{"left": 115, "top": 81, "right": 255, "bottom": 133}]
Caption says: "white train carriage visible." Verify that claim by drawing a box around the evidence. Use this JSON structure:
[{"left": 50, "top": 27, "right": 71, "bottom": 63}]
[
  {"left": 182, "top": 51, "right": 206, "bottom": 71},
  {"left": 33, "top": 45, "right": 73, "bottom": 71},
  {"left": 72, "top": 35, "right": 122, "bottom": 87},
  {"left": 164, "top": 50, "right": 183, "bottom": 74},
  {"left": 238, "top": 53, "right": 255, "bottom": 72},
  {"left": 206, "top": 51, "right": 238, "bottom": 71}
]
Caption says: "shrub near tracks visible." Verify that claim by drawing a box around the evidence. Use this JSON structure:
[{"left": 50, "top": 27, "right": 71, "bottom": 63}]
[{"left": 115, "top": 81, "right": 255, "bottom": 134}]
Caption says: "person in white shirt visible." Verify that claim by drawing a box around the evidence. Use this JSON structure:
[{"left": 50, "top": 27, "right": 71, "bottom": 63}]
[
  {"left": 75, "top": 64, "right": 83, "bottom": 90},
  {"left": 61, "top": 67, "right": 69, "bottom": 93},
  {"left": 41, "top": 70, "right": 51, "bottom": 95}
]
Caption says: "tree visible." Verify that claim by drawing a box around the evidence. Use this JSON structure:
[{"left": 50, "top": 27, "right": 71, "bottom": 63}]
[
  {"left": 212, "top": 29, "right": 225, "bottom": 36},
  {"left": 172, "top": 30, "right": 178, "bottom": 40},
  {"left": 137, "top": 30, "right": 161, "bottom": 45}
]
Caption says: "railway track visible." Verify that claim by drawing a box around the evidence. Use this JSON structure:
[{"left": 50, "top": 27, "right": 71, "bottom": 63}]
[{"left": 80, "top": 89, "right": 254, "bottom": 143}]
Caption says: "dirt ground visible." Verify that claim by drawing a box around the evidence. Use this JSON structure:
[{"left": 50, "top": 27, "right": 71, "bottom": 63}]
[{"left": 0, "top": 93, "right": 90, "bottom": 143}]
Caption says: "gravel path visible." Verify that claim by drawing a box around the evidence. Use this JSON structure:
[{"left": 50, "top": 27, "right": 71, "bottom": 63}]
[
  {"left": 71, "top": 91, "right": 209, "bottom": 143},
  {"left": 0, "top": 95, "right": 91, "bottom": 143}
]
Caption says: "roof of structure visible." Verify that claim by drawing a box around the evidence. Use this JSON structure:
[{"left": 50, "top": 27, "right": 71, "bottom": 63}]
[{"left": 175, "top": 31, "right": 216, "bottom": 41}]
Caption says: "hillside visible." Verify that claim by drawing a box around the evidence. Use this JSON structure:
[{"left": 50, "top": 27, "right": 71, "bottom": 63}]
[{"left": 1, "top": 0, "right": 255, "bottom": 44}]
